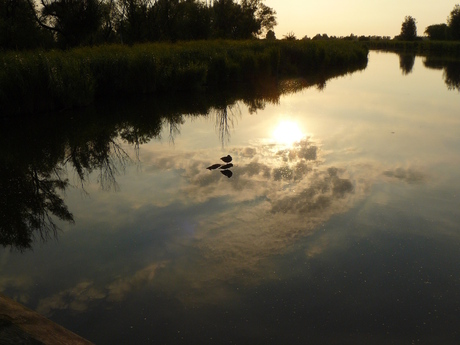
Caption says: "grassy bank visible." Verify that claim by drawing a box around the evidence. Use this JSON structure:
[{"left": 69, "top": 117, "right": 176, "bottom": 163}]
[
  {"left": 366, "top": 39, "right": 460, "bottom": 55},
  {"left": 0, "top": 40, "right": 368, "bottom": 115}
]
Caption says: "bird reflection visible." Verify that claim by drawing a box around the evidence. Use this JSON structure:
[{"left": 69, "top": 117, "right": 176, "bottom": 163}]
[
  {"left": 220, "top": 163, "right": 233, "bottom": 169},
  {"left": 207, "top": 155, "right": 234, "bottom": 178},
  {"left": 220, "top": 170, "right": 233, "bottom": 178},
  {"left": 207, "top": 164, "right": 222, "bottom": 170},
  {"left": 221, "top": 155, "right": 232, "bottom": 163}
]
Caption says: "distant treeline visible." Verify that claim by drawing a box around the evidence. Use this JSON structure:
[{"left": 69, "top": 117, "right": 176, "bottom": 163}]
[
  {"left": 0, "top": 0, "right": 277, "bottom": 50},
  {"left": 0, "top": 40, "right": 368, "bottom": 115}
]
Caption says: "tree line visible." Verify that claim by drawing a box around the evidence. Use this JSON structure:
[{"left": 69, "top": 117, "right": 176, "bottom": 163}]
[
  {"left": 0, "top": 0, "right": 277, "bottom": 50},
  {"left": 399, "top": 4, "right": 460, "bottom": 41}
]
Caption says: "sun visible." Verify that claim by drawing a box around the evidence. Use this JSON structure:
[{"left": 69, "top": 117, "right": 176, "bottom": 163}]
[{"left": 272, "top": 121, "right": 304, "bottom": 145}]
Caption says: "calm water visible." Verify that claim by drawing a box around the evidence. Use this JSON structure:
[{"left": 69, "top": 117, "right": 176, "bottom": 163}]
[{"left": 1, "top": 51, "right": 460, "bottom": 344}]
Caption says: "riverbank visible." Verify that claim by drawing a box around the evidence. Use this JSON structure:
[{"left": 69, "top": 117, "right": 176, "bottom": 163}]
[
  {"left": 0, "top": 293, "right": 93, "bottom": 344},
  {"left": 0, "top": 40, "right": 368, "bottom": 116}
]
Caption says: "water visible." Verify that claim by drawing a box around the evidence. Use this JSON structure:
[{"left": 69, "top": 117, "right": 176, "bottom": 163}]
[{"left": 1, "top": 51, "right": 460, "bottom": 344}]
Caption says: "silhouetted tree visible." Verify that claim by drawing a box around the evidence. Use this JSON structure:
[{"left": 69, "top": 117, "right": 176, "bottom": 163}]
[
  {"left": 0, "top": 0, "right": 51, "bottom": 49},
  {"left": 425, "top": 23, "right": 450, "bottom": 40},
  {"left": 283, "top": 31, "right": 296, "bottom": 40},
  {"left": 400, "top": 15, "right": 417, "bottom": 41},
  {"left": 96, "top": 0, "right": 118, "bottom": 43},
  {"left": 173, "top": 0, "right": 211, "bottom": 40},
  {"left": 211, "top": 0, "right": 242, "bottom": 38},
  {"left": 211, "top": 0, "right": 275, "bottom": 39},
  {"left": 448, "top": 4, "right": 460, "bottom": 40},
  {"left": 2, "top": 0, "right": 278, "bottom": 48},
  {"left": 114, "top": 0, "right": 153, "bottom": 43},
  {"left": 253, "top": 0, "right": 277, "bottom": 36},
  {"left": 266, "top": 29, "right": 276, "bottom": 40},
  {"left": 37, "top": 0, "right": 103, "bottom": 47},
  {"left": 312, "top": 33, "right": 328, "bottom": 40}
]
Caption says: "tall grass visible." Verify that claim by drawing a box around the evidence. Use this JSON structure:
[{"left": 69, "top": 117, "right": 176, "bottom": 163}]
[{"left": 0, "top": 40, "right": 368, "bottom": 115}]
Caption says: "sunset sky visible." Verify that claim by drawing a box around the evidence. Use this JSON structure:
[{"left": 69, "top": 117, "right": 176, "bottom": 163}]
[{"left": 264, "top": 0, "right": 458, "bottom": 38}]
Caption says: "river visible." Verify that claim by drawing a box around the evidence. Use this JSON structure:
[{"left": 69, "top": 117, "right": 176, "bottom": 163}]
[{"left": 1, "top": 51, "right": 460, "bottom": 344}]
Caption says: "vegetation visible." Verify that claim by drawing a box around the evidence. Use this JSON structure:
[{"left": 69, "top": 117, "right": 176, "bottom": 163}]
[
  {"left": 0, "top": 0, "right": 277, "bottom": 50},
  {"left": 399, "top": 16, "right": 417, "bottom": 41},
  {"left": 448, "top": 4, "right": 460, "bottom": 40},
  {"left": 0, "top": 0, "right": 54, "bottom": 49},
  {"left": 0, "top": 39, "right": 368, "bottom": 115},
  {"left": 364, "top": 39, "right": 460, "bottom": 56},
  {"left": 425, "top": 24, "right": 450, "bottom": 41},
  {"left": 423, "top": 4, "right": 460, "bottom": 41}
]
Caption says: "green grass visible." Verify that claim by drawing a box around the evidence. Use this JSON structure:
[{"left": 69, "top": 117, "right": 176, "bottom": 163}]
[{"left": 0, "top": 40, "right": 368, "bottom": 115}]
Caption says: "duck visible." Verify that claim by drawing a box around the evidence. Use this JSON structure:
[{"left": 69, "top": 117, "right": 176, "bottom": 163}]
[
  {"left": 206, "top": 164, "right": 221, "bottom": 170},
  {"left": 220, "top": 155, "right": 232, "bottom": 163},
  {"left": 220, "top": 163, "right": 233, "bottom": 169}
]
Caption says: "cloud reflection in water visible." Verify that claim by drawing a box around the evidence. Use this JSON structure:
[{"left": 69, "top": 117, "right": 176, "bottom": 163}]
[{"left": 135, "top": 137, "right": 369, "bottom": 306}]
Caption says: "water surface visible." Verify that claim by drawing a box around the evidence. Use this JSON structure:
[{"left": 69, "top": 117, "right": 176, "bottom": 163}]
[{"left": 1, "top": 51, "right": 460, "bottom": 344}]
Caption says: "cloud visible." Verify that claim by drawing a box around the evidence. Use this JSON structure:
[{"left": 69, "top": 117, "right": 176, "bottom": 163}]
[
  {"left": 36, "top": 281, "right": 105, "bottom": 315},
  {"left": 107, "top": 262, "right": 166, "bottom": 302},
  {"left": 62, "top": 136, "right": 428, "bottom": 308},
  {"left": 383, "top": 167, "right": 426, "bottom": 184},
  {"left": 0, "top": 276, "right": 34, "bottom": 304},
  {"left": 133, "top": 138, "right": 375, "bottom": 306},
  {"left": 36, "top": 262, "right": 166, "bottom": 316}
]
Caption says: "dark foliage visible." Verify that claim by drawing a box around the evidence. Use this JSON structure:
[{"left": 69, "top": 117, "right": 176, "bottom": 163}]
[
  {"left": 37, "top": 0, "right": 103, "bottom": 48},
  {"left": 425, "top": 24, "right": 451, "bottom": 40},
  {"left": 448, "top": 4, "right": 460, "bottom": 40},
  {"left": 0, "top": 0, "right": 52, "bottom": 49},
  {"left": 399, "top": 16, "right": 417, "bottom": 41},
  {"left": 1, "top": 0, "right": 277, "bottom": 50}
]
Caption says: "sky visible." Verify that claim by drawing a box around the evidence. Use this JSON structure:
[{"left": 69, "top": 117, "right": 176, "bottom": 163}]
[{"left": 264, "top": 0, "right": 458, "bottom": 38}]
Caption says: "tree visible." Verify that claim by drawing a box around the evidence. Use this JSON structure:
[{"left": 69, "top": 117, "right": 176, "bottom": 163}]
[
  {"left": 448, "top": 4, "right": 460, "bottom": 40},
  {"left": 116, "top": 0, "right": 153, "bottom": 43},
  {"left": 254, "top": 1, "right": 277, "bottom": 36},
  {"left": 211, "top": 0, "right": 240, "bottom": 38},
  {"left": 283, "top": 31, "right": 296, "bottom": 40},
  {"left": 211, "top": 0, "right": 276, "bottom": 39},
  {"left": 400, "top": 15, "right": 417, "bottom": 41},
  {"left": 266, "top": 29, "right": 276, "bottom": 40},
  {"left": 425, "top": 23, "right": 450, "bottom": 40},
  {"left": 173, "top": 0, "right": 211, "bottom": 41},
  {"left": 0, "top": 0, "right": 50, "bottom": 49},
  {"left": 37, "top": 0, "right": 103, "bottom": 47},
  {"left": 312, "top": 33, "right": 328, "bottom": 40}
]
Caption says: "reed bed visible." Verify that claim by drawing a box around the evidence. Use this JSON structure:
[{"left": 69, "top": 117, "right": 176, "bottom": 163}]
[{"left": 0, "top": 40, "right": 368, "bottom": 115}]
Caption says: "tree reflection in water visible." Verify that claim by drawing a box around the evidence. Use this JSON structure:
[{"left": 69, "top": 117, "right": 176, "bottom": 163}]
[
  {"left": 0, "top": 164, "right": 73, "bottom": 251},
  {"left": 0, "top": 61, "right": 369, "bottom": 251},
  {"left": 423, "top": 55, "right": 460, "bottom": 91},
  {"left": 398, "top": 52, "right": 416, "bottom": 75}
]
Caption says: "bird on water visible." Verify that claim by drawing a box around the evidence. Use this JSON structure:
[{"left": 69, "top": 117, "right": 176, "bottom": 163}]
[
  {"left": 220, "top": 155, "right": 232, "bottom": 163},
  {"left": 206, "top": 164, "right": 221, "bottom": 170}
]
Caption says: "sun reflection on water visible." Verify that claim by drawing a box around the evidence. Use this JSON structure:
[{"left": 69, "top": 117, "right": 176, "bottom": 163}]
[{"left": 272, "top": 120, "right": 304, "bottom": 146}]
